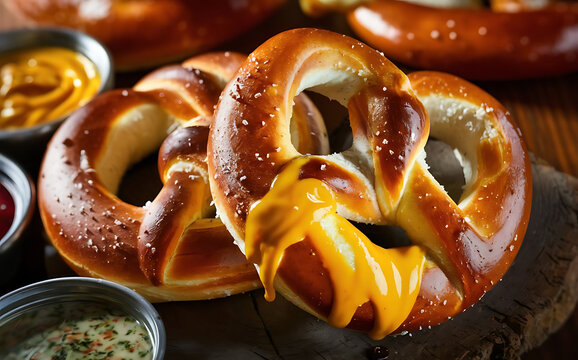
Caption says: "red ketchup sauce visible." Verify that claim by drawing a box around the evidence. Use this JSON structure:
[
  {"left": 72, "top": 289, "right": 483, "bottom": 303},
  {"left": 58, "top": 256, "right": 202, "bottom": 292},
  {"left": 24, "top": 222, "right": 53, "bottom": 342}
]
[{"left": 0, "top": 181, "right": 15, "bottom": 240}]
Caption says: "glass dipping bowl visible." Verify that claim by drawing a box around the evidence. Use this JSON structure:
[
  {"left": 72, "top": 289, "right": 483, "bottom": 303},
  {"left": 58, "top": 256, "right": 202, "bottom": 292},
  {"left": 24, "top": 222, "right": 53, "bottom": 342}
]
[{"left": 0, "top": 277, "right": 166, "bottom": 359}]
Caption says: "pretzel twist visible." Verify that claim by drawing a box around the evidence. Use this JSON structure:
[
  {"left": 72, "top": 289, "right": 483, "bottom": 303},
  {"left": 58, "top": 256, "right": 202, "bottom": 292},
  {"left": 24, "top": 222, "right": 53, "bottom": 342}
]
[
  {"left": 300, "top": 0, "right": 578, "bottom": 80},
  {"left": 208, "top": 28, "right": 532, "bottom": 339},
  {"left": 38, "top": 52, "right": 328, "bottom": 302},
  {"left": 6, "top": 0, "right": 285, "bottom": 70}
]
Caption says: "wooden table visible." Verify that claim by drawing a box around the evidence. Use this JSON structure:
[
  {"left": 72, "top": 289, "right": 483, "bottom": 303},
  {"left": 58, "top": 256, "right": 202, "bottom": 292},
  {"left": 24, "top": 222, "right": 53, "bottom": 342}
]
[
  {"left": 485, "top": 76, "right": 578, "bottom": 360},
  {"left": 1, "top": 1, "right": 576, "bottom": 358}
]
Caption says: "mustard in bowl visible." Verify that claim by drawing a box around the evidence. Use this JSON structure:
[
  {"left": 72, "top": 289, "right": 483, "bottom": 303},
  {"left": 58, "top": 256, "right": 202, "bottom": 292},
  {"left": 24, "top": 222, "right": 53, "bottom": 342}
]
[{"left": 0, "top": 27, "right": 113, "bottom": 168}]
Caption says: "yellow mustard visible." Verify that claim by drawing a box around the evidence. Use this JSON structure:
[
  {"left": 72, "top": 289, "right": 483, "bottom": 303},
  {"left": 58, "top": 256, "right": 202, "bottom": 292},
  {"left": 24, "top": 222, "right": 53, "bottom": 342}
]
[
  {"left": 246, "top": 157, "right": 426, "bottom": 339},
  {"left": 0, "top": 47, "right": 100, "bottom": 129}
]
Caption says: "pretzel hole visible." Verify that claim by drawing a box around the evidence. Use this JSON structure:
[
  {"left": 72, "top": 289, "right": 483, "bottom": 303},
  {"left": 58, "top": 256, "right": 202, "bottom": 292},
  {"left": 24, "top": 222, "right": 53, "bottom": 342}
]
[
  {"left": 424, "top": 138, "right": 466, "bottom": 203},
  {"left": 353, "top": 221, "right": 413, "bottom": 249},
  {"left": 303, "top": 91, "right": 352, "bottom": 153},
  {"left": 420, "top": 95, "right": 501, "bottom": 203},
  {"left": 117, "top": 152, "right": 162, "bottom": 207}
]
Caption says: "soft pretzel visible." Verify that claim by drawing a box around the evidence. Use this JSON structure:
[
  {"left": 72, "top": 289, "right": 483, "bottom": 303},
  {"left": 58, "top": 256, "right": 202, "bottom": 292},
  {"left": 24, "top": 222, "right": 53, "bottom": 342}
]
[
  {"left": 300, "top": 0, "right": 578, "bottom": 80},
  {"left": 208, "top": 28, "right": 532, "bottom": 339},
  {"left": 6, "top": 0, "right": 285, "bottom": 71},
  {"left": 38, "top": 51, "right": 329, "bottom": 302}
]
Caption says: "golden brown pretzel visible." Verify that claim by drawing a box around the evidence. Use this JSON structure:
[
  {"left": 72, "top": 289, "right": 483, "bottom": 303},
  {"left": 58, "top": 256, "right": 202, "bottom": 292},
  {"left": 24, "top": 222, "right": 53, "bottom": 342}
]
[
  {"left": 208, "top": 28, "right": 532, "bottom": 339},
  {"left": 6, "top": 0, "right": 285, "bottom": 70},
  {"left": 300, "top": 0, "right": 578, "bottom": 80},
  {"left": 38, "top": 51, "right": 328, "bottom": 302}
]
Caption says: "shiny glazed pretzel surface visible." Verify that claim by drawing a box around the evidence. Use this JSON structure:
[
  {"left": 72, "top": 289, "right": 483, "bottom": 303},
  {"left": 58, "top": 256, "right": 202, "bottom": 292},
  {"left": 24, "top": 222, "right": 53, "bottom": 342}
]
[
  {"left": 208, "top": 28, "right": 532, "bottom": 339},
  {"left": 38, "top": 52, "right": 328, "bottom": 302},
  {"left": 300, "top": 0, "right": 578, "bottom": 80}
]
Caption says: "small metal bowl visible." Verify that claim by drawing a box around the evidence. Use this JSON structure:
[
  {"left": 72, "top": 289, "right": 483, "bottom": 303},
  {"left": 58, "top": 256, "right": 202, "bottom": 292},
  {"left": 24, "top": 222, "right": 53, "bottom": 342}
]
[
  {"left": 0, "top": 277, "right": 166, "bottom": 359},
  {"left": 0, "top": 153, "right": 35, "bottom": 287},
  {"left": 0, "top": 27, "right": 114, "bottom": 167}
]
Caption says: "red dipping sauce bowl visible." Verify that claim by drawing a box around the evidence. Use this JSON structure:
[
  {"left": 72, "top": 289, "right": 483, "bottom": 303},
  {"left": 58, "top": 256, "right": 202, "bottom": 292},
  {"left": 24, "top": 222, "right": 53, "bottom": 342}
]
[
  {"left": 0, "top": 182, "right": 14, "bottom": 240},
  {"left": 0, "top": 154, "right": 35, "bottom": 287}
]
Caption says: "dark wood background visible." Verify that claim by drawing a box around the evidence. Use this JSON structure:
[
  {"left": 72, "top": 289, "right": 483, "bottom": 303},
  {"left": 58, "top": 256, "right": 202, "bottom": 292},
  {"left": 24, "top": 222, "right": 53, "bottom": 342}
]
[{"left": 0, "top": 0, "right": 576, "bottom": 358}]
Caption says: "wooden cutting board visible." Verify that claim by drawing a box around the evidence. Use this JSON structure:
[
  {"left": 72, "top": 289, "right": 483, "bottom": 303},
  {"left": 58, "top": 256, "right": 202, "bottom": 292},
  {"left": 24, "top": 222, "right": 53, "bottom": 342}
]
[{"left": 150, "top": 155, "right": 577, "bottom": 360}]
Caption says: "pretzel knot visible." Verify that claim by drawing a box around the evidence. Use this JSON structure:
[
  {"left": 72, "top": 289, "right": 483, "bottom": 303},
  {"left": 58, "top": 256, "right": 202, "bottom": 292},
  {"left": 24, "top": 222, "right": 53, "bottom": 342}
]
[
  {"left": 38, "top": 52, "right": 328, "bottom": 302},
  {"left": 208, "top": 28, "right": 532, "bottom": 339}
]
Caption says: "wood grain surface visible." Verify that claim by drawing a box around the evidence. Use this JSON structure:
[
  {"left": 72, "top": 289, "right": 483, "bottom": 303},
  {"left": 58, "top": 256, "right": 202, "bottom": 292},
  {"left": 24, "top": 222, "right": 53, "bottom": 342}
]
[{"left": 1, "top": 0, "right": 577, "bottom": 358}]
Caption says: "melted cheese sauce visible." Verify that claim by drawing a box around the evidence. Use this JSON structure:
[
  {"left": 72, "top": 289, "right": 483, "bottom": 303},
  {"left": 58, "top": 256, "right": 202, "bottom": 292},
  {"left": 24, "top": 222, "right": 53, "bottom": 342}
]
[
  {"left": 1, "top": 311, "right": 152, "bottom": 360},
  {"left": 246, "top": 157, "right": 426, "bottom": 339},
  {"left": 0, "top": 47, "right": 100, "bottom": 129}
]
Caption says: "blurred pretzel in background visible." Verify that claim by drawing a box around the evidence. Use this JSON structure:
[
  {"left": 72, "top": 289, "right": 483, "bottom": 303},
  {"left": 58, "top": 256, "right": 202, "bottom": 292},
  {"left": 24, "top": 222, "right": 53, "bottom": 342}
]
[
  {"left": 300, "top": 0, "right": 578, "bottom": 80},
  {"left": 6, "top": 0, "right": 287, "bottom": 70}
]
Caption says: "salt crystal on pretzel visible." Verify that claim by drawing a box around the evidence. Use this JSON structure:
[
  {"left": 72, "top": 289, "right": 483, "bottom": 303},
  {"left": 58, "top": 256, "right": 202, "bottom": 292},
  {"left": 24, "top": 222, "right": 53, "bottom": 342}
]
[
  {"left": 208, "top": 28, "right": 532, "bottom": 339},
  {"left": 38, "top": 52, "right": 328, "bottom": 302}
]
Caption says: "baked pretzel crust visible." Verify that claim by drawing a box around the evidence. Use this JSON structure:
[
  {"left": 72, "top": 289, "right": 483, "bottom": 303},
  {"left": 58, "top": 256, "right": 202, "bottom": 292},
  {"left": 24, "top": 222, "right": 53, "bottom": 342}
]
[
  {"left": 38, "top": 52, "right": 328, "bottom": 302},
  {"left": 208, "top": 28, "right": 532, "bottom": 337}
]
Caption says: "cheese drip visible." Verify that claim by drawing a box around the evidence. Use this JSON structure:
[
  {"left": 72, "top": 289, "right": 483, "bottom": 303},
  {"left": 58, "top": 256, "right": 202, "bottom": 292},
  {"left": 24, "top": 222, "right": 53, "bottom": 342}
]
[
  {"left": 246, "top": 158, "right": 426, "bottom": 339},
  {"left": 0, "top": 47, "right": 100, "bottom": 129}
]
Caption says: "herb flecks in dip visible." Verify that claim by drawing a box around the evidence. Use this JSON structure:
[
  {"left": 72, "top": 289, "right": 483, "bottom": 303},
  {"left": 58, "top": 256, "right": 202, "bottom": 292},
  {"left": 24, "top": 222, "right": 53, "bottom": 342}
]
[{"left": 2, "top": 309, "right": 153, "bottom": 360}]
